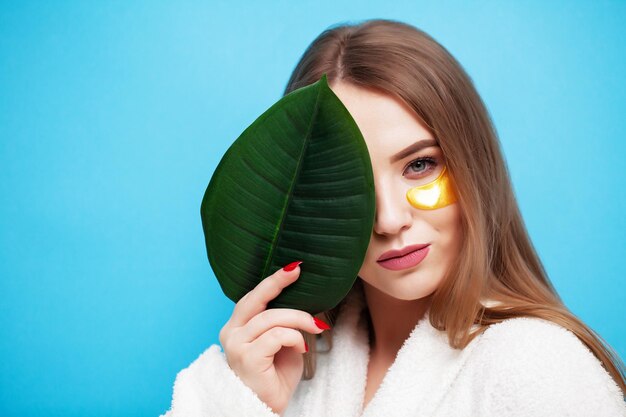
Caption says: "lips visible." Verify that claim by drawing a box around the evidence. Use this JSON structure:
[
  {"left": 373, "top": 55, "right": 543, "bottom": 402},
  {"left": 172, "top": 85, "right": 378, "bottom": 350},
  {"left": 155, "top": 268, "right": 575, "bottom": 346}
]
[{"left": 377, "top": 243, "right": 431, "bottom": 262}]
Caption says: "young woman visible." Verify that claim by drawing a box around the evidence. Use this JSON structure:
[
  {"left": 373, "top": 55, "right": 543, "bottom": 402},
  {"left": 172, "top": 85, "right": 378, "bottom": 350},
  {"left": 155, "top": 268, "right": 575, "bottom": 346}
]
[{"left": 161, "top": 19, "right": 626, "bottom": 417}]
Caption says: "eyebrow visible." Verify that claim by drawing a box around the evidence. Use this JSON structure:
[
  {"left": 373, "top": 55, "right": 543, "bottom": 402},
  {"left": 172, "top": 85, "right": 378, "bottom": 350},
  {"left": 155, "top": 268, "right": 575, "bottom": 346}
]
[{"left": 389, "top": 138, "right": 439, "bottom": 163}]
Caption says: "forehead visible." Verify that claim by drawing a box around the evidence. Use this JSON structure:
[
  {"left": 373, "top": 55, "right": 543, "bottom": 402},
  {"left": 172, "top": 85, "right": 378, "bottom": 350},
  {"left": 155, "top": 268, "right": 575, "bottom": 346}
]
[{"left": 329, "top": 81, "right": 433, "bottom": 158}]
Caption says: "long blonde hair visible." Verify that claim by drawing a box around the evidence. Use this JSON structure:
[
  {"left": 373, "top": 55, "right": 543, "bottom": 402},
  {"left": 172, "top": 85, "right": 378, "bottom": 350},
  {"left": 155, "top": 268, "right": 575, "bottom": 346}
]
[{"left": 283, "top": 18, "right": 626, "bottom": 393}]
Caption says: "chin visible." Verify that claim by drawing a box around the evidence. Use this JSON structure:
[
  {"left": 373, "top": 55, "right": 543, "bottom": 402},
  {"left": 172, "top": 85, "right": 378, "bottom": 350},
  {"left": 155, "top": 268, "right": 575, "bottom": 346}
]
[{"left": 360, "top": 273, "right": 440, "bottom": 302}]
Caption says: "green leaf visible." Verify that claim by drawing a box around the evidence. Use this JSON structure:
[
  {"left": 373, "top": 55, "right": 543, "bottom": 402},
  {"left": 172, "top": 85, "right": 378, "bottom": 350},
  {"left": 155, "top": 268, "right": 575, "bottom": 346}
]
[{"left": 200, "top": 74, "right": 375, "bottom": 315}]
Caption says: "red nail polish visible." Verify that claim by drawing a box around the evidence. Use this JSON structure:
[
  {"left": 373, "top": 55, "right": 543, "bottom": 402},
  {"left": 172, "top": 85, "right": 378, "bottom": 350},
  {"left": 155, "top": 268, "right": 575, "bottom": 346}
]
[
  {"left": 283, "top": 261, "right": 303, "bottom": 272},
  {"left": 314, "top": 317, "right": 331, "bottom": 330},
  {"left": 304, "top": 341, "right": 309, "bottom": 352}
]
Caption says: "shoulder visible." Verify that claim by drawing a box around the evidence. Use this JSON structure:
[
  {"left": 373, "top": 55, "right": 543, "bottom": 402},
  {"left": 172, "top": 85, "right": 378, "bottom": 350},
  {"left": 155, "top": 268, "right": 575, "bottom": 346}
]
[
  {"left": 478, "top": 315, "right": 614, "bottom": 375},
  {"left": 469, "top": 316, "right": 625, "bottom": 416},
  {"left": 479, "top": 315, "right": 593, "bottom": 358}
]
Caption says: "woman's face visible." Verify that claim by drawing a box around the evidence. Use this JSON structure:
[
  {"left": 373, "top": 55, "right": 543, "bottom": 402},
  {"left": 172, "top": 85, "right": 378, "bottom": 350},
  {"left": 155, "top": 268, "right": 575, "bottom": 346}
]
[{"left": 329, "top": 80, "right": 463, "bottom": 301}]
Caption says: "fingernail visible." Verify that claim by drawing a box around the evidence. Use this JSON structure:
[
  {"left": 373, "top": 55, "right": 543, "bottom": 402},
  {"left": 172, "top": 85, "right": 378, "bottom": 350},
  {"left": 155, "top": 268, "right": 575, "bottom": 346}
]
[
  {"left": 283, "top": 261, "right": 303, "bottom": 272},
  {"left": 314, "top": 317, "right": 331, "bottom": 330},
  {"left": 304, "top": 341, "right": 309, "bottom": 352}
]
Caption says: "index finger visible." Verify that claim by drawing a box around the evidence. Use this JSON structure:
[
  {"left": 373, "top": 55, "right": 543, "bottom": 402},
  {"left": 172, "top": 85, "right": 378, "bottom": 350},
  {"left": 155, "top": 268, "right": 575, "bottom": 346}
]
[{"left": 229, "top": 261, "right": 303, "bottom": 328}]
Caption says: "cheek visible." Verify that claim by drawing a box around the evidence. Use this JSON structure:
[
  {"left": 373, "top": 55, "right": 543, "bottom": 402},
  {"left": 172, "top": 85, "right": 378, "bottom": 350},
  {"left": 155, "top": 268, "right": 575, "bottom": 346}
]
[
  {"left": 439, "top": 204, "right": 463, "bottom": 250},
  {"left": 359, "top": 203, "right": 463, "bottom": 272},
  {"left": 427, "top": 203, "right": 462, "bottom": 247}
]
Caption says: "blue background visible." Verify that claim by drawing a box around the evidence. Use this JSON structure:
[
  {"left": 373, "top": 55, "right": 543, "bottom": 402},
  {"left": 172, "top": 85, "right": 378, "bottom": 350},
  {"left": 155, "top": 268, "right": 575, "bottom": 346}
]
[{"left": 1, "top": 1, "right": 624, "bottom": 416}]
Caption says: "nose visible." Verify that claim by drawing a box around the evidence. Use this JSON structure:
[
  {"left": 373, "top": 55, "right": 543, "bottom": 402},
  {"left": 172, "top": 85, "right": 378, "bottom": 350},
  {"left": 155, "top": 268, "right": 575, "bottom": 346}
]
[{"left": 372, "top": 180, "right": 413, "bottom": 237}]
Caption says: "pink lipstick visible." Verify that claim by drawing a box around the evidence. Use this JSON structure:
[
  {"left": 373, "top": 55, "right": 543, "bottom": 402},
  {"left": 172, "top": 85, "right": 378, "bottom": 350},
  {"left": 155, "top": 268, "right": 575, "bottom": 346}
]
[{"left": 377, "top": 244, "right": 430, "bottom": 271}]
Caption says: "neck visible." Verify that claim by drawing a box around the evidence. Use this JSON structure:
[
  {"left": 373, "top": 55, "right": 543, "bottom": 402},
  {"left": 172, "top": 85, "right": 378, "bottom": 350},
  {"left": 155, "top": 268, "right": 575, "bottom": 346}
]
[{"left": 361, "top": 280, "right": 432, "bottom": 360}]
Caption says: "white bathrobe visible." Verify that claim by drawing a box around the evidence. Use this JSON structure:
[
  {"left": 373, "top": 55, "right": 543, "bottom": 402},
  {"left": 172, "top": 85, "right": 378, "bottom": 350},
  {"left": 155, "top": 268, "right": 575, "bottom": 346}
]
[{"left": 161, "top": 281, "right": 626, "bottom": 417}]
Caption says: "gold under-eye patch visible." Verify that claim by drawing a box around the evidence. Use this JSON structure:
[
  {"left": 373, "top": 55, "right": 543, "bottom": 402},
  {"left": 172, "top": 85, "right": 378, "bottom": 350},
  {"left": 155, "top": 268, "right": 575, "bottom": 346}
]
[{"left": 406, "top": 165, "right": 457, "bottom": 210}]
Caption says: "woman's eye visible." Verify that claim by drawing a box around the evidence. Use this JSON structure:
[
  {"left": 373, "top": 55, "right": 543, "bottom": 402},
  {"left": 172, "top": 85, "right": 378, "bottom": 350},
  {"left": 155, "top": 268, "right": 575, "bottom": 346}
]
[{"left": 404, "top": 157, "right": 437, "bottom": 177}]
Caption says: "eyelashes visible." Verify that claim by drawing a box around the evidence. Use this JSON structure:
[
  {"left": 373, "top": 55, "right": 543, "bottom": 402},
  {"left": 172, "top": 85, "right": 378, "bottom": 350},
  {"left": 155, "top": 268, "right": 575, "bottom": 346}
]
[{"left": 403, "top": 155, "right": 439, "bottom": 178}]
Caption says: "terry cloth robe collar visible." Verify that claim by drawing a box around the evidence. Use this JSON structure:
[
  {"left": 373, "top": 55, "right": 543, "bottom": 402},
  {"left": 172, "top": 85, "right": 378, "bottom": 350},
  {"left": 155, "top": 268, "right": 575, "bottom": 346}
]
[
  {"left": 284, "top": 280, "right": 486, "bottom": 417},
  {"left": 161, "top": 277, "right": 626, "bottom": 417}
]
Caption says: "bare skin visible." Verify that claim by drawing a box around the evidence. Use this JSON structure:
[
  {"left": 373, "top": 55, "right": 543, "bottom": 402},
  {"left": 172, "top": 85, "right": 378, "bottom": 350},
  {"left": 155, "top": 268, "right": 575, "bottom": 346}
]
[
  {"left": 362, "top": 286, "right": 433, "bottom": 410},
  {"left": 363, "top": 354, "right": 390, "bottom": 410},
  {"left": 328, "top": 80, "right": 463, "bottom": 410},
  {"left": 218, "top": 264, "right": 328, "bottom": 416},
  {"left": 220, "top": 79, "right": 462, "bottom": 416}
]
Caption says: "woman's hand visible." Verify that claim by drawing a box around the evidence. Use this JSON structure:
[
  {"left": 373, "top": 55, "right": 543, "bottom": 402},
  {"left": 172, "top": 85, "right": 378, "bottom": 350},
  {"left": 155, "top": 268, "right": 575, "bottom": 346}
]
[{"left": 218, "top": 261, "right": 330, "bottom": 416}]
